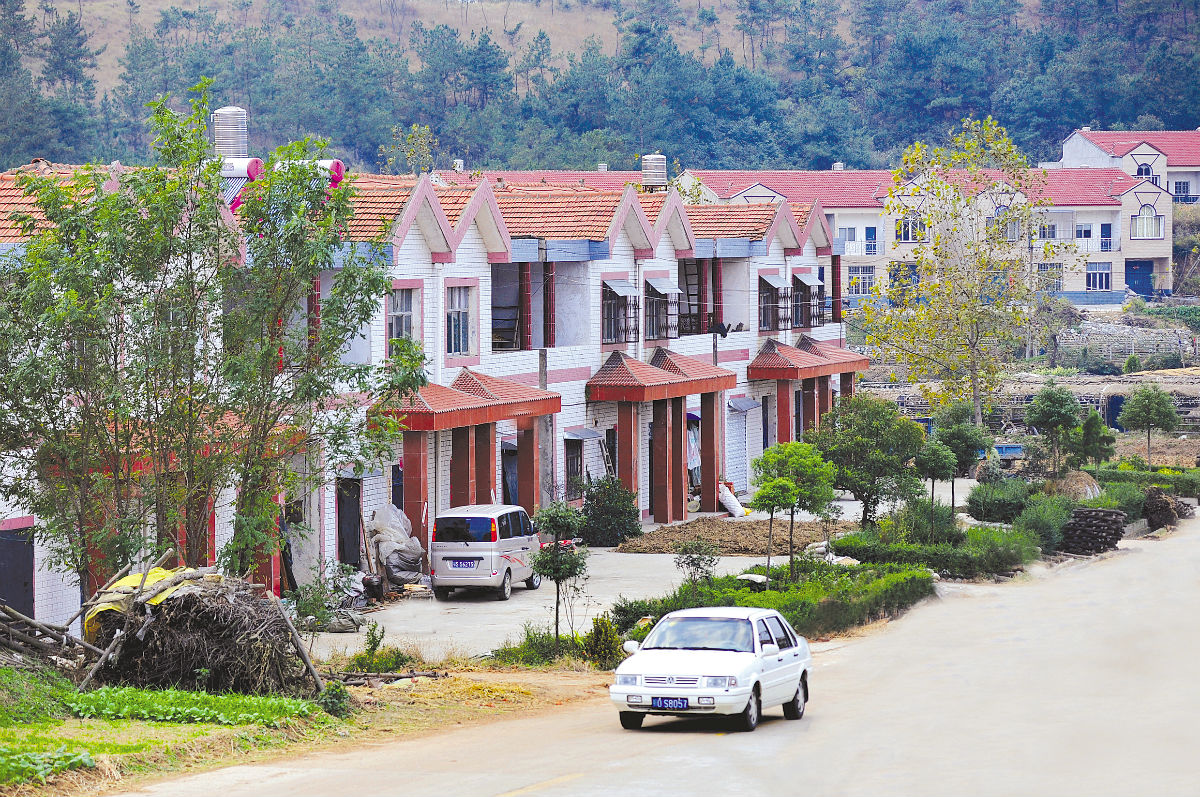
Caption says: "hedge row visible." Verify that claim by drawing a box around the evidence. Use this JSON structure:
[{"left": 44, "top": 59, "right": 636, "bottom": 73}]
[
  {"left": 830, "top": 526, "right": 1041, "bottom": 578},
  {"left": 1092, "top": 468, "right": 1200, "bottom": 498},
  {"left": 611, "top": 561, "right": 935, "bottom": 638}
]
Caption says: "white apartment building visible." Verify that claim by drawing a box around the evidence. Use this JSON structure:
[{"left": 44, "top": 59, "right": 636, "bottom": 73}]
[{"left": 1047, "top": 127, "right": 1200, "bottom": 205}]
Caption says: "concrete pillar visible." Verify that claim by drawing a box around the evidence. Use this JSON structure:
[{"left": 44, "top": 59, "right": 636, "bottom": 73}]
[
  {"left": 817, "top": 374, "right": 833, "bottom": 421},
  {"left": 616, "top": 401, "right": 638, "bottom": 495},
  {"left": 671, "top": 396, "right": 687, "bottom": 521},
  {"left": 402, "top": 430, "right": 430, "bottom": 550},
  {"left": 652, "top": 399, "right": 673, "bottom": 523},
  {"left": 700, "top": 391, "right": 721, "bottom": 512},
  {"left": 474, "top": 422, "right": 496, "bottom": 504},
  {"left": 450, "top": 426, "right": 476, "bottom": 507},
  {"left": 517, "top": 419, "right": 540, "bottom": 513},
  {"left": 776, "top": 380, "right": 792, "bottom": 444},
  {"left": 802, "top": 377, "right": 818, "bottom": 432},
  {"left": 840, "top": 371, "right": 856, "bottom": 399}
]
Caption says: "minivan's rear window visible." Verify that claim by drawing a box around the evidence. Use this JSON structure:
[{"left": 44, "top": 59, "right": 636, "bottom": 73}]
[{"left": 436, "top": 517, "right": 492, "bottom": 542}]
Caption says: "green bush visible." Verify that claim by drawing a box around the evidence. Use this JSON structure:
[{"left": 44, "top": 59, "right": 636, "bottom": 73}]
[
  {"left": 0, "top": 666, "right": 73, "bottom": 726},
  {"left": 1093, "top": 467, "right": 1200, "bottom": 498},
  {"left": 1013, "top": 494, "right": 1074, "bottom": 553},
  {"left": 1084, "top": 482, "right": 1146, "bottom": 521},
  {"left": 581, "top": 475, "right": 642, "bottom": 546},
  {"left": 831, "top": 526, "right": 1041, "bottom": 578},
  {"left": 583, "top": 616, "right": 624, "bottom": 670},
  {"left": 611, "top": 559, "right": 935, "bottom": 638},
  {"left": 0, "top": 747, "right": 94, "bottom": 786},
  {"left": 315, "top": 681, "right": 351, "bottom": 718},
  {"left": 886, "top": 500, "right": 965, "bottom": 546},
  {"left": 65, "top": 687, "right": 316, "bottom": 727},
  {"left": 489, "top": 623, "right": 585, "bottom": 666},
  {"left": 347, "top": 621, "right": 417, "bottom": 672},
  {"left": 967, "top": 479, "right": 1031, "bottom": 523}
]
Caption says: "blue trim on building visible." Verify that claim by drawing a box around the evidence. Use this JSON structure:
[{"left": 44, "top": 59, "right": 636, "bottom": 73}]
[
  {"left": 510, "top": 238, "right": 608, "bottom": 262},
  {"left": 1051, "top": 290, "right": 1126, "bottom": 305},
  {"left": 693, "top": 240, "right": 715, "bottom": 259}
]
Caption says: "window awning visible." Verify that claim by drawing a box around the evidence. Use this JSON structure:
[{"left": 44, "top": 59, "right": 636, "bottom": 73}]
[
  {"left": 603, "top": 278, "right": 639, "bottom": 298},
  {"left": 645, "top": 277, "right": 683, "bottom": 296},
  {"left": 564, "top": 427, "right": 605, "bottom": 441},
  {"left": 728, "top": 397, "right": 762, "bottom": 413},
  {"left": 796, "top": 274, "right": 823, "bottom": 287},
  {"left": 759, "top": 273, "right": 789, "bottom": 290}
]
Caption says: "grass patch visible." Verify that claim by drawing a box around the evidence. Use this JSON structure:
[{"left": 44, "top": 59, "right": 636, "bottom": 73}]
[
  {"left": 831, "top": 525, "right": 1041, "bottom": 578},
  {"left": 64, "top": 687, "right": 317, "bottom": 727},
  {"left": 611, "top": 558, "right": 935, "bottom": 638},
  {"left": 489, "top": 623, "right": 587, "bottom": 667},
  {"left": 0, "top": 667, "right": 74, "bottom": 726}
]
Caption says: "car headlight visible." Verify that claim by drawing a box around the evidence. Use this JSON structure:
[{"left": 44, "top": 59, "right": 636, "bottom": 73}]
[
  {"left": 703, "top": 676, "right": 738, "bottom": 689},
  {"left": 615, "top": 674, "right": 639, "bottom": 687}
]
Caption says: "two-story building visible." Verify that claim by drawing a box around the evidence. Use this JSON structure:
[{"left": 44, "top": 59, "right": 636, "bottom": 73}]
[{"left": 1046, "top": 127, "right": 1200, "bottom": 205}]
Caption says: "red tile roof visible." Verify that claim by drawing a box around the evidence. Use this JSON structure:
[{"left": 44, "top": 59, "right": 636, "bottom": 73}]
[
  {"left": 637, "top": 192, "right": 669, "bottom": 224},
  {"left": 683, "top": 203, "right": 778, "bottom": 239},
  {"left": 385, "top": 372, "right": 560, "bottom": 430},
  {"left": 1076, "top": 129, "right": 1200, "bottom": 165},
  {"left": 0, "top": 174, "right": 42, "bottom": 243},
  {"left": 587, "top": 350, "right": 735, "bottom": 402},
  {"left": 345, "top": 179, "right": 412, "bottom": 241},
  {"left": 689, "top": 169, "right": 893, "bottom": 208},
  {"left": 789, "top": 202, "right": 813, "bottom": 228},
  {"left": 1033, "top": 168, "right": 1146, "bottom": 206},
  {"left": 747, "top": 338, "right": 868, "bottom": 381},
  {"left": 433, "top": 187, "right": 476, "bottom": 226},
  {"left": 451, "top": 369, "right": 560, "bottom": 409},
  {"left": 436, "top": 170, "right": 642, "bottom": 190},
  {"left": 494, "top": 189, "right": 625, "bottom": 240}
]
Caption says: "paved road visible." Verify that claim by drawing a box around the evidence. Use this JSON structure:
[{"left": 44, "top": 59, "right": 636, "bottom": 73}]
[{"left": 113, "top": 515, "right": 1200, "bottom": 797}]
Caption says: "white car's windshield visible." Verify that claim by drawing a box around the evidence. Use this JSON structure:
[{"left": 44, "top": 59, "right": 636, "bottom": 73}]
[{"left": 642, "top": 617, "right": 754, "bottom": 652}]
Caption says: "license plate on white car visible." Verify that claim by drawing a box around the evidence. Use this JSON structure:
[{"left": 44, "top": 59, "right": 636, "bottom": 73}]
[
  {"left": 449, "top": 559, "right": 475, "bottom": 570},
  {"left": 651, "top": 697, "right": 689, "bottom": 710}
]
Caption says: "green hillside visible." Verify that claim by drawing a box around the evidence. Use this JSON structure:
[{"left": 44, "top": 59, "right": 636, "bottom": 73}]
[{"left": 2, "top": 0, "right": 1198, "bottom": 171}]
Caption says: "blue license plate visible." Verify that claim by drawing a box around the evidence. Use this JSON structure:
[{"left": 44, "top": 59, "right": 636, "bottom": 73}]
[
  {"left": 449, "top": 559, "right": 475, "bottom": 570},
  {"left": 651, "top": 697, "right": 689, "bottom": 710}
]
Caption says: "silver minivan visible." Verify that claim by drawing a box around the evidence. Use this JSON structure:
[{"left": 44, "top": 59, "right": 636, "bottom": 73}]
[{"left": 429, "top": 504, "right": 541, "bottom": 601}]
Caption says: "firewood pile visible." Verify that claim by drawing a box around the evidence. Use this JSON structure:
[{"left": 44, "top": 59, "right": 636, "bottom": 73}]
[
  {"left": 0, "top": 603, "right": 98, "bottom": 667},
  {"left": 86, "top": 567, "right": 322, "bottom": 695},
  {"left": 1144, "top": 486, "right": 1196, "bottom": 531},
  {"left": 1059, "top": 508, "right": 1127, "bottom": 555}
]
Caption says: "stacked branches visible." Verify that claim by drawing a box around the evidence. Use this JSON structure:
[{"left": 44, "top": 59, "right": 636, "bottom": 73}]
[{"left": 1059, "top": 508, "right": 1127, "bottom": 555}]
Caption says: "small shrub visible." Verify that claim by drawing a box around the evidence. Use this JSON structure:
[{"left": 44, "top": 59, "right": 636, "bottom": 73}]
[
  {"left": 967, "top": 479, "right": 1031, "bottom": 523},
  {"left": 583, "top": 615, "right": 624, "bottom": 670},
  {"left": 490, "top": 623, "right": 584, "bottom": 666},
  {"left": 287, "top": 561, "right": 357, "bottom": 628},
  {"left": 626, "top": 623, "right": 655, "bottom": 643},
  {"left": 832, "top": 526, "right": 1040, "bottom": 578},
  {"left": 1083, "top": 482, "right": 1146, "bottom": 521},
  {"left": 975, "top": 459, "right": 1004, "bottom": 484},
  {"left": 1124, "top": 354, "right": 1142, "bottom": 373},
  {"left": 581, "top": 475, "right": 642, "bottom": 546},
  {"left": 346, "top": 622, "right": 417, "bottom": 672},
  {"left": 673, "top": 537, "right": 720, "bottom": 593},
  {"left": 316, "top": 681, "right": 351, "bottom": 718},
  {"left": 1013, "top": 494, "right": 1074, "bottom": 553},
  {"left": 889, "top": 500, "right": 964, "bottom": 546}
]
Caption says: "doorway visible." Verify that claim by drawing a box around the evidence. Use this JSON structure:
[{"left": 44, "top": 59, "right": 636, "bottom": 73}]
[
  {"left": 0, "top": 526, "right": 35, "bottom": 617},
  {"left": 335, "top": 478, "right": 362, "bottom": 567}
]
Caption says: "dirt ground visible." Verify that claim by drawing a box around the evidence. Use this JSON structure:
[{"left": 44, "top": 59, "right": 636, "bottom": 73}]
[
  {"left": 615, "top": 515, "right": 857, "bottom": 555},
  {"left": 1113, "top": 431, "right": 1200, "bottom": 468}
]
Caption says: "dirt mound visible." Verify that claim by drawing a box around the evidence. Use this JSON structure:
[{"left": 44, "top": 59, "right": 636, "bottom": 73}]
[
  {"left": 616, "top": 515, "right": 856, "bottom": 555},
  {"left": 1045, "top": 471, "right": 1102, "bottom": 501}
]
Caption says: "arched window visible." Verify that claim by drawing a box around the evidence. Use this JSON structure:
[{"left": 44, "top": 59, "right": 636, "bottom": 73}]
[
  {"left": 1136, "top": 163, "right": 1152, "bottom": 177},
  {"left": 1131, "top": 203, "right": 1163, "bottom": 239}
]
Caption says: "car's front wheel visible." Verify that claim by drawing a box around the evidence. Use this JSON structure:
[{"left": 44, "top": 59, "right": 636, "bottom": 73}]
[
  {"left": 735, "top": 687, "right": 760, "bottom": 732},
  {"left": 619, "top": 711, "right": 644, "bottom": 730},
  {"left": 783, "top": 679, "right": 806, "bottom": 720},
  {"left": 496, "top": 570, "right": 512, "bottom": 601}
]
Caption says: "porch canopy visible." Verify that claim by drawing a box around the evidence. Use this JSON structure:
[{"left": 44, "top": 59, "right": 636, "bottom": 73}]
[
  {"left": 747, "top": 336, "right": 868, "bottom": 381},
  {"left": 586, "top": 349, "right": 735, "bottom": 522},
  {"left": 382, "top": 369, "right": 561, "bottom": 547}
]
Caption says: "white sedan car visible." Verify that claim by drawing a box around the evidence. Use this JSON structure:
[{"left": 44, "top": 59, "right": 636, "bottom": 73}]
[{"left": 609, "top": 607, "right": 812, "bottom": 731}]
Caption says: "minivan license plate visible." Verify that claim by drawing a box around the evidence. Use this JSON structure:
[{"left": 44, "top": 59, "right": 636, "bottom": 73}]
[
  {"left": 449, "top": 559, "right": 475, "bottom": 570},
  {"left": 651, "top": 697, "right": 688, "bottom": 710}
]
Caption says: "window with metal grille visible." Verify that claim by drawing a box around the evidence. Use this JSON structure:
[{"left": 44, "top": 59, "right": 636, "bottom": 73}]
[
  {"left": 1085, "top": 262, "right": 1111, "bottom": 292},
  {"left": 602, "top": 286, "right": 639, "bottom": 343},
  {"left": 564, "top": 439, "right": 583, "bottom": 500},
  {"left": 644, "top": 281, "right": 679, "bottom": 340},
  {"left": 387, "top": 288, "right": 414, "bottom": 357},
  {"left": 1037, "top": 263, "right": 1063, "bottom": 292},
  {"left": 758, "top": 278, "right": 791, "bottom": 331},
  {"left": 792, "top": 277, "right": 825, "bottom": 328},
  {"left": 848, "top": 265, "right": 875, "bottom": 295},
  {"left": 446, "top": 285, "right": 472, "bottom": 355}
]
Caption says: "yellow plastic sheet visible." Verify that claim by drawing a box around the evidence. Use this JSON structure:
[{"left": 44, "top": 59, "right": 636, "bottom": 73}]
[{"left": 83, "top": 567, "right": 184, "bottom": 643}]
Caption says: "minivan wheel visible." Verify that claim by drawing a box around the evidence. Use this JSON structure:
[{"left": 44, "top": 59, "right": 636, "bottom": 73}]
[
  {"left": 524, "top": 572, "right": 541, "bottom": 590},
  {"left": 496, "top": 570, "right": 512, "bottom": 601},
  {"left": 433, "top": 587, "right": 451, "bottom": 601},
  {"left": 735, "top": 687, "right": 760, "bottom": 732},
  {"left": 619, "top": 712, "right": 644, "bottom": 730}
]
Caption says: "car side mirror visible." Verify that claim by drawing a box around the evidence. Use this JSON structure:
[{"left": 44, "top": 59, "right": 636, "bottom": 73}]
[
  {"left": 761, "top": 643, "right": 780, "bottom": 657},
  {"left": 623, "top": 640, "right": 640, "bottom": 654}
]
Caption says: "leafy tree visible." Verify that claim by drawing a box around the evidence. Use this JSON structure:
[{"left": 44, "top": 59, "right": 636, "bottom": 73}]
[
  {"left": 673, "top": 537, "right": 720, "bottom": 599},
  {"left": 863, "top": 117, "right": 1073, "bottom": 424},
  {"left": 1117, "top": 385, "right": 1179, "bottom": 465},
  {"left": 748, "top": 476, "right": 797, "bottom": 591},
  {"left": 532, "top": 501, "right": 589, "bottom": 645},
  {"left": 751, "top": 442, "right": 835, "bottom": 578},
  {"left": 1068, "top": 410, "right": 1116, "bottom": 473},
  {"left": 1124, "top": 354, "right": 1142, "bottom": 374},
  {"left": 804, "top": 395, "right": 925, "bottom": 526},
  {"left": 914, "top": 439, "right": 957, "bottom": 507},
  {"left": 931, "top": 401, "right": 992, "bottom": 508},
  {"left": 1025, "top": 381, "right": 1082, "bottom": 474}
]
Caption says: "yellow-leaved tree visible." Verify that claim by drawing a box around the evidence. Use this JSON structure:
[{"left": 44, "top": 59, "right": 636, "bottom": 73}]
[{"left": 862, "top": 117, "right": 1078, "bottom": 425}]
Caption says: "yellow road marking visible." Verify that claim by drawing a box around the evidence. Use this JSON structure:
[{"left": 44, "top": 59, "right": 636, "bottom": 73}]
[{"left": 496, "top": 773, "right": 584, "bottom": 797}]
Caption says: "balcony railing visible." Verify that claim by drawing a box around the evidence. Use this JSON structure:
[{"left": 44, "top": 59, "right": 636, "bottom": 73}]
[
  {"left": 1073, "top": 237, "right": 1118, "bottom": 253},
  {"left": 838, "top": 239, "right": 880, "bottom": 257},
  {"left": 1174, "top": 194, "right": 1199, "bottom": 204}
]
